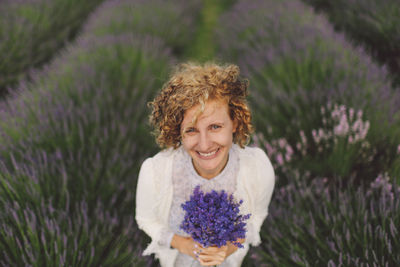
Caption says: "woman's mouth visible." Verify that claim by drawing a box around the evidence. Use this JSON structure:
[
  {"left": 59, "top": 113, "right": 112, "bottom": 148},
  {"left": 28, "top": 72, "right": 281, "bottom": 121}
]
[{"left": 197, "top": 148, "right": 220, "bottom": 159}]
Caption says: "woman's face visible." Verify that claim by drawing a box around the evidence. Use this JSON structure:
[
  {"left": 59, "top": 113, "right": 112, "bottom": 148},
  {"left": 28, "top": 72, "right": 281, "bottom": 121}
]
[{"left": 181, "top": 99, "right": 237, "bottom": 179}]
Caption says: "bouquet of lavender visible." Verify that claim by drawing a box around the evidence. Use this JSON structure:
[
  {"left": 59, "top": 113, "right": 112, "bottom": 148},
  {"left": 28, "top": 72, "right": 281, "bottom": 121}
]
[{"left": 180, "top": 185, "right": 251, "bottom": 248}]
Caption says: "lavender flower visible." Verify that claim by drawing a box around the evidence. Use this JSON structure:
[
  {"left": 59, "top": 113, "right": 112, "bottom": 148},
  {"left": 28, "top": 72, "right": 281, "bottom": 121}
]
[{"left": 180, "top": 185, "right": 250, "bottom": 248}]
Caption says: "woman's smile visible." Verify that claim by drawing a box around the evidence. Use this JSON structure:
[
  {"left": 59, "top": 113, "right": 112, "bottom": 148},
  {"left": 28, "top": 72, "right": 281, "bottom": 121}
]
[{"left": 197, "top": 148, "right": 219, "bottom": 158}]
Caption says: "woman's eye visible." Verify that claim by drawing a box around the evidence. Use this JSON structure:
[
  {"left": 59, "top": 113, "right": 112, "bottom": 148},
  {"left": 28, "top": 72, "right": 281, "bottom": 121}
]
[
  {"left": 211, "top": 125, "right": 221, "bottom": 130},
  {"left": 185, "top": 127, "right": 195, "bottom": 133}
]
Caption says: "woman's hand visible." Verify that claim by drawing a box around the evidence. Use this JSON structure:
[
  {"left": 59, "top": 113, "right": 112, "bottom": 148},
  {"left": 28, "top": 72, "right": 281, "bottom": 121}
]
[
  {"left": 172, "top": 235, "right": 245, "bottom": 266},
  {"left": 195, "top": 239, "right": 245, "bottom": 266},
  {"left": 170, "top": 234, "right": 199, "bottom": 260},
  {"left": 196, "top": 245, "right": 228, "bottom": 266}
]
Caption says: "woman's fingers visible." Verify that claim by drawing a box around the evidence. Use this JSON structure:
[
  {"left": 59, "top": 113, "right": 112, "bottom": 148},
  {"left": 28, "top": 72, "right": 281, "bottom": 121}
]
[
  {"left": 198, "top": 252, "right": 225, "bottom": 260},
  {"left": 192, "top": 241, "right": 206, "bottom": 259},
  {"left": 192, "top": 243, "right": 229, "bottom": 265},
  {"left": 198, "top": 250, "right": 226, "bottom": 258},
  {"left": 197, "top": 254, "right": 224, "bottom": 266},
  {"left": 198, "top": 245, "right": 228, "bottom": 255}
]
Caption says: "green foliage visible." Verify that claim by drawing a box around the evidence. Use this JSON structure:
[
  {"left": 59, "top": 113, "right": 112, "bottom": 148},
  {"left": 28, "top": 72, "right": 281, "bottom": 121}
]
[
  {"left": 83, "top": 0, "right": 203, "bottom": 58},
  {"left": 216, "top": 0, "right": 400, "bottom": 183},
  {"left": 0, "top": 164, "right": 153, "bottom": 266},
  {"left": 252, "top": 174, "right": 400, "bottom": 266},
  {"left": 302, "top": 0, "right": 400, "bottom": 87},
  {"left": 0, "top": 34, "right": 172, "bottom": 265},
  {"left": 1, "top": 34, "right": 172, "bottom": 198},
  {"left": 0, "top": 0, "right": 105, "bottom": 97}
]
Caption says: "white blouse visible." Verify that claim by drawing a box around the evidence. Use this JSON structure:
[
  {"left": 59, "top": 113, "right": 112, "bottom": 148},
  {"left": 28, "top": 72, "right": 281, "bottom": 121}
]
[{"left": 135, "top": 144, "right": 275, "bottom": 267}]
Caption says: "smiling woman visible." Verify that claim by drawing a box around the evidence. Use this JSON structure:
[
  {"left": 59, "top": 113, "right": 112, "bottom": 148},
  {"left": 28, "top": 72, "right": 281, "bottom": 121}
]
[{"left": 135, "top": 62, "right": 275, "bottom": 267}]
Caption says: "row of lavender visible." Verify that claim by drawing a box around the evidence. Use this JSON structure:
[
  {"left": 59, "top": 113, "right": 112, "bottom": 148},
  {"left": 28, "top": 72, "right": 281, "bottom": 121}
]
[
  {"left": 251, "top": 173, "right": 400, "bottom": 266},
  {"left": 0, "top": 0, "right": 105, "bottom": 97},
  {"left": 0, "top": 0, "right": 202, "bottom": 265},
  {"left": 217, "top": 0, "right": 400, "bottom": 185},
  {"left": 302, "top": 0, "right": 400, "bottom": 87},
  {"left": 216, "top": 0, "right": 400, "bottom": 265}
]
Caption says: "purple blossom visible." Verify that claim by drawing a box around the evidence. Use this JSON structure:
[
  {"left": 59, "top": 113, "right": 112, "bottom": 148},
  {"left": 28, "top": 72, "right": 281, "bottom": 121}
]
[{"left": 180, "top": 185, "right": 250, "bottom": 248}]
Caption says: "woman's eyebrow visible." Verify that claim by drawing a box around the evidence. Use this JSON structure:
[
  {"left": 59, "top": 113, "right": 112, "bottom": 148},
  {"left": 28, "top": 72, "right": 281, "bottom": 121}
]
[{"left": 182, "top": 125, "right": 196, "bottom": 130}]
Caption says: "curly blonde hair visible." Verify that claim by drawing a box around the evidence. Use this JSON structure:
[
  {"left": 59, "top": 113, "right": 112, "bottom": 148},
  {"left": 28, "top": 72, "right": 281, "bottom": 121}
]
[{"left": 148, "top": 62, "right": 254, "bottom": 149}]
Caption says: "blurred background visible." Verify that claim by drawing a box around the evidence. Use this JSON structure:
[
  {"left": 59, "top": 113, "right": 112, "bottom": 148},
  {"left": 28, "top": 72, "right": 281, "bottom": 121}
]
[{"left": 0, "top": 0, "right": 399, "bottom": 266}]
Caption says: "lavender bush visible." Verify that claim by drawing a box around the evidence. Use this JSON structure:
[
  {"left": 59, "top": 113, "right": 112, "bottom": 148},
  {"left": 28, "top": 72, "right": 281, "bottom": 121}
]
[
  {"left": 248, "top": 171, "right": 400, "bottom": 266},
  {"left": 82, "top": 0, "right": 202, "bottom": 57},
  {"left": 253, "top": 103, "right": 400, "bottom": 185},
  {"left": 0, "top": 34, "right": 173, "bottom": 165},
  {"left": 216, "top": 0, "right": 400, "bottom": 183},
  {"left": 0, "top": 31, "right": 174, "bottom": 266},
  {"left": 302, "top": 0, "right": 400, "bottom": 87},
  {"left": 0, "top": 0, "right": 105, "bottom": 96},
  {"left": 180, "top": 185, "right": 250, "bottom": 248},
  {"left": 0, "top": 157, "right": 152, "bottom": 266}
]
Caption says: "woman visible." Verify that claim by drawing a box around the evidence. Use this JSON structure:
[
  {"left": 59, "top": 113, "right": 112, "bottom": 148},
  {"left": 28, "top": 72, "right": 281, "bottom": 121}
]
[{"left": 135, "top": 62, "right": 275, "bottom": 267}]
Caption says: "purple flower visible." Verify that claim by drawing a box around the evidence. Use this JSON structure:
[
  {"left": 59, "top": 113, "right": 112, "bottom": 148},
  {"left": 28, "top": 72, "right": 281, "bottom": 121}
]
[{"left": 180, "top": 185, "right": 250, "bottom": 248}]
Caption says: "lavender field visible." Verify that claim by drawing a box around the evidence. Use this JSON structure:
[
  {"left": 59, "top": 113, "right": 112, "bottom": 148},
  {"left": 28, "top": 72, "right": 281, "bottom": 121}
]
[{"left": 1, "top": 0, "right": 399, "bottom": 266}]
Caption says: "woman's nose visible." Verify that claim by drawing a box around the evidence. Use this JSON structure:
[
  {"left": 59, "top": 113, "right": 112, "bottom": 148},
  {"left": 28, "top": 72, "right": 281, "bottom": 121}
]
[{"left": 198, "top": 131, "right": 212, "bottom": 151}]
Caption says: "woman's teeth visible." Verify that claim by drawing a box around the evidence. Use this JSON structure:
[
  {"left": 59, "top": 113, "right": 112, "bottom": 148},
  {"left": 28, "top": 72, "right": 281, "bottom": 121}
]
[{"left": 198, "top": 149, "right": 218, "bottom": 157}]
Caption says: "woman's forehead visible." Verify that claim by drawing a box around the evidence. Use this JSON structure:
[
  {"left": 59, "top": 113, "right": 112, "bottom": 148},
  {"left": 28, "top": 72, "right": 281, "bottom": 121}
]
[{"left": 183, "top": 99, "right": 229, "bottom": 125}]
